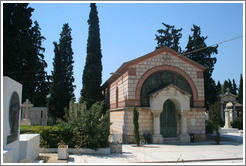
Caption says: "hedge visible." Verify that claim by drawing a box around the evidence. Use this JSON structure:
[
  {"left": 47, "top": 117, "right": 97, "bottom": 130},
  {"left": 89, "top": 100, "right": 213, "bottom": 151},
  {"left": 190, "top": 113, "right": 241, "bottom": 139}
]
[{"left": 20, "top": 125, "right": 72, "bottom": 148}]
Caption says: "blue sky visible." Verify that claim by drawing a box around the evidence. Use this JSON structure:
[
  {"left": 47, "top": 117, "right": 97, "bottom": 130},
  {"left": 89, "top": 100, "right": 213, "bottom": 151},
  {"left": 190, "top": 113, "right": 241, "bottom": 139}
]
[{"left": 28, "top": 2, "right": 244, "bottom": 102}]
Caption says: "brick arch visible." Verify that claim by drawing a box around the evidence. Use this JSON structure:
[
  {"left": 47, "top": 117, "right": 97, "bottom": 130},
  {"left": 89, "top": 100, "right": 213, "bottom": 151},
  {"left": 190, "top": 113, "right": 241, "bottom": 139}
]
[{"left": 135, "top": 65, "right": 199, "bottom": 107}]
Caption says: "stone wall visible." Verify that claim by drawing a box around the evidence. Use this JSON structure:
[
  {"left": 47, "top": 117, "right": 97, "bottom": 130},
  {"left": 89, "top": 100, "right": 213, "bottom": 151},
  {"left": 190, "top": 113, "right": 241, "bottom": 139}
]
[
  {"left": 108, "top": 50, "right": 205, "bottom": 108},
  {"left": 187, "top": 108, "right": 206, "bottom": 141},
  {"left": 110, "top": 107, "right": 153, "bottom": 143}
]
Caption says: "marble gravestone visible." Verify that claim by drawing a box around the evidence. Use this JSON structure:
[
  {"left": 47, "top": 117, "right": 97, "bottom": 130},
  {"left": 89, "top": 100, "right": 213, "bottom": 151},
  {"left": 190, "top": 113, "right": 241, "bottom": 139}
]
[{"left": 3, "top": 76, "right": 22, "bottom": 162}]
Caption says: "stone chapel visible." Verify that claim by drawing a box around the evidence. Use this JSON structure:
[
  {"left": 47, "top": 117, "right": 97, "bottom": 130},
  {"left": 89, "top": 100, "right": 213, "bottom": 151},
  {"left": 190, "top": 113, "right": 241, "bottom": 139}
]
[{"left": 102, "top": 46, "right": 206, "bottom": 143}]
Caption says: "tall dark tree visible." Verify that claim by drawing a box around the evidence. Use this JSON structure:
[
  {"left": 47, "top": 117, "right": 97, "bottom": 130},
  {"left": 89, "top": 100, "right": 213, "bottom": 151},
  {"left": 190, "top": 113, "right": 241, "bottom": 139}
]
[
  {"left": 31, "top": 21, "right": 49, "bottom": 106},
  {"left": 228, "top": 79, "right": 233, "bottom": 93},
  {"left": 216, "top": 81, "right": 222, "bottom": 96},
  {"left": 48, "top": 24, "right": 75, "bottom": 121},
  {"left": 223, "top": 80, "right": 229, "bottom": 94},
  {"left": 237, "top": 74, "right": 243, "bottom": 104},
  {"left": 184, "top": 25, "right": 218, "bottom": 107},
  {"left": 81, "top": 3, "right": 103, "bottom": 108},
  {"left": 3, "top": 3, "right": 48, "bottom": 105},
  {"left": 155, "top": 23, "right": 182, "bottom": 52},
  {"left": 231, "top": 79, "right": 238, "bottom": 95}
]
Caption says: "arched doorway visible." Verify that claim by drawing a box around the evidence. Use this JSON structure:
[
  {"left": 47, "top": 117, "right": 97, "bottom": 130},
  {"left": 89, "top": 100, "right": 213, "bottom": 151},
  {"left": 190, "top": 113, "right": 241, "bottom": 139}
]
[{"left": 160, "top": 99, "right": 177, "bottom": 137}]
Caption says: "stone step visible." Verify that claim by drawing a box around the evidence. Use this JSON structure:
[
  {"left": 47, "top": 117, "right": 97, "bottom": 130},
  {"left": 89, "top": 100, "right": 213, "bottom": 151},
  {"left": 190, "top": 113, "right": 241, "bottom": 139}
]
[
  {"left": 219, "top": 128, "right": 239, "bottom": 134},
  {"left": 163, "top": 137, "right": 179, "bottom": 143}
]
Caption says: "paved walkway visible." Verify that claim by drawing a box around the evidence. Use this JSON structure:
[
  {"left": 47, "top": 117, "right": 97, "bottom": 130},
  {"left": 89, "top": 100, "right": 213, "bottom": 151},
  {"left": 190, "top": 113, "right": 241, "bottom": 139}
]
[{"left": 63, "top": 141, "right": 243, "bottom": 163}]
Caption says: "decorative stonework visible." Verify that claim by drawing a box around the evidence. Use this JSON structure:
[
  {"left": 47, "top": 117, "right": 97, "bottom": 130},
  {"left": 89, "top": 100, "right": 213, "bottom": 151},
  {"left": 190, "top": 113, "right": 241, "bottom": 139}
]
[{"left": 103, "top": 47, "right": 206, "bottom": 143}]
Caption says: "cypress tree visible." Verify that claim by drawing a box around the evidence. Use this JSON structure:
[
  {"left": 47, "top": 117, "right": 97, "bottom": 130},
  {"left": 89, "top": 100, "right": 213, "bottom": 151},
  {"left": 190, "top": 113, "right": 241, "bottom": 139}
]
[
  {"left": 81, "top": 3, "right": 103, "bottom": 108},
  {"left": 155, "top": 23, "right": 182, "bottom": 52},
  {"left": 184, "top": 25, "right": 218, "bottom": 108},
  {"left": 133, "top": 106, "right": 140, "bottom": 146},
  {"left": 223, "top": 80, "right": 229, "bottom": 94},
  {"left": 216, "top": 81, "right": 222, "bottom": 96},
  {"left": 48, "top": 24, "right": 75, "bottom": 121},
  {"left": 228, "top": 79, "right": 233, "bottom": 93},
  {"left": 31, "top": 21, "right": 49, "bottom": 106},
  {"left": 3, "top": 3, "right": 48, "bottom": 105},
  {"left": 232, "top": 79, "right": 238, "bottom": 95},
  {"left": 237, "top": 74, "right": 243, "bottom": 104}
]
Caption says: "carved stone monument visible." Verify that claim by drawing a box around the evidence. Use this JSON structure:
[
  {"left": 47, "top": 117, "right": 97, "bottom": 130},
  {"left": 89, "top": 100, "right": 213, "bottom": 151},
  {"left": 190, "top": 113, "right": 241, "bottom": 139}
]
[
  {"left": 3, "top": 76, "right": 22, "bottom": 162},
  {"left": 21, "top": 99, "right": 33, "bottom": 126},
  {"left": 224, "top": 102, "right": 232, "bottom": 128},
  {"left": 3, "top": 77, "right": 41, "bottom": 163}
]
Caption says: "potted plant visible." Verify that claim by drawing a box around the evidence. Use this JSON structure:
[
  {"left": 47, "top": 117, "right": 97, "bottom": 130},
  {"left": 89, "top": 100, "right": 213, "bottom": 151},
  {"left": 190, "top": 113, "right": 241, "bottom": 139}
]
[{"left": 58, "top": 140, "right": 68, "bottom": 160}]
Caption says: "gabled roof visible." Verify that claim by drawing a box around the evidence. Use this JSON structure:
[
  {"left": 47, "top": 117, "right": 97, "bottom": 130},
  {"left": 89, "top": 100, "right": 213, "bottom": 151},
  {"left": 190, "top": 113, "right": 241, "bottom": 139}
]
[
  {"left": 103, "top": 46, "right": 206, "bottom": 86},
  {"left": 149, "top": 84, "right": 192, "bottom": 98}
]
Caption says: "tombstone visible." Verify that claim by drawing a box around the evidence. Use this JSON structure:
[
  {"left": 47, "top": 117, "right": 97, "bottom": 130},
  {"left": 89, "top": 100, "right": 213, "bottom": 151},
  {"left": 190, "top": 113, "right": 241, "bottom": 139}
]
[
  {"left": 3, "top": 77, "right": 41, "bottom": 163},
  {"left": 28, "top": 107, "right": 48, "bottom": 126},
  {"left": 3, "top": 77, "right": 22, "bottom": 162},
  {"left": 219, "top": 88, "right": 238, "bottom": 122},
  {"left": 220, "top": 102, "right": 239, "bottom": 134},
  {"left": 21, "top": 99, "right": 33, "bottom": 126}
]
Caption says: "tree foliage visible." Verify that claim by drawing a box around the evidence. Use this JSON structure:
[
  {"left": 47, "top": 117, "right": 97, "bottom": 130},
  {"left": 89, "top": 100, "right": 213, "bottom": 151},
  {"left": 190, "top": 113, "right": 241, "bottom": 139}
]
[
  {"left": 155, "top": 23, "right": 182, "bottom": 52},
  {"left": 81, "top": 3, "right": 103, "bottom": 108},
  {"left": 3, "top": 3, "right": 48, "bottom": 106},
  {"left": 48, "top": 23, "right": 75, "bottom": 121},
  {"left": 184, "top": 25, "right": 218, "bottom": 107},
  {"left": 58, "top": 101, "right": 111, "bottom": 150},
  {"left": 237, "top": 74, "right": 243, "bottom": 104},
  {"left": 216, "top": 81, "right": 222, "bottom": 96},
  {"left": 133, "top": 106, "right": 140, "bottom": 146}
]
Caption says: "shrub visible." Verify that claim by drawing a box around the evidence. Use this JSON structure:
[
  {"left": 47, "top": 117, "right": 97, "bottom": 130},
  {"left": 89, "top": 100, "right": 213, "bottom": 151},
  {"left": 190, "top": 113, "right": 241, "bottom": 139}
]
[
  {"left": 58, "top": 101, "right": 111, "bottom": 150},
  {"left": 205, "top": 119, "right": 214, "bottom": 134},
  {"left": 231, "top": 120, "right": 243, "bottom": 130},
  {"left": 133, "top": 106, "right": 140, "bottom": 146},
  {"left": 20, "top": 125, "right": 65, "bottom": 148}
]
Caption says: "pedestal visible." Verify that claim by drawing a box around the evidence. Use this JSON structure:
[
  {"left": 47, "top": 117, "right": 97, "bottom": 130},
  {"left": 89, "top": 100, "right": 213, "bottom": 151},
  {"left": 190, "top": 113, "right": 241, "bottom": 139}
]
[
  {"left": 152, "top": 134, "right": 163, "bottom": 144},
  {"left": 21, "top": 119, "right": 31, "bottom": 126}
]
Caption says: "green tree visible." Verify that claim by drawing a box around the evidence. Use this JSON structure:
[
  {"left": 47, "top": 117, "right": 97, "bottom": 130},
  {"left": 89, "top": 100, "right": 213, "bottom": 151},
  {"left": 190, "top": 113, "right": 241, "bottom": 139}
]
[
  {"left": 31, "top": 21, "right": 49, "bottom": 107},
  {"left": 3, "top": 3, "right": 48, "bottom": 105},
  {"left": 184, "top": 25, "right": 218, "bottom": 107},
  {"left": 155, "top": 23, "right": 182, "bottom": 52},
  {"left": 232, "top": 79, "right": 238, "bottom": 95},
  {"left": 228, "top": 79, "right": 233, "bottom": 92},
  {"left": 216, "top": 81, "right": 222, "bottom": 96},
  {"left": 133, "top": 106, "right": 140, "bottom": 146},
  {"left": 223, "top": 80, "right": 229, "bottom": 94},
  {"left": 237, "top": 74, "right": 243, "bottom": 104},
  {"left": 81, "top": 3, "right": 103, "bottom": 108},
  {"left": 48, "top": 23, "right": 75, "bottom": 121},
  {"left": 58, "top": 101, "right": 111, "bottom": 150}
]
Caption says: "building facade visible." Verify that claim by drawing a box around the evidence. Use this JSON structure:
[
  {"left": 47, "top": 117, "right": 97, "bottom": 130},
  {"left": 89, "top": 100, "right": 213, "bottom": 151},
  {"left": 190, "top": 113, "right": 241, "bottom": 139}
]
[{"left": 103, "top": 47, "right": 207, "bottom": 143}]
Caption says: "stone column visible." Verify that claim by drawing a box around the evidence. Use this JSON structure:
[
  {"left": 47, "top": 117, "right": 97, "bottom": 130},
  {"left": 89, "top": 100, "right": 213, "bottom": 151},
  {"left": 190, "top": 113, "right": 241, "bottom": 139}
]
[
  {"left": 179, "top": 111, "right": 190, "bottom": 143},
  {"left": 220, "top": 102, "right": 224, "bottom": 121},
  {"left": 152, "top": 110, "right": 163, "bottom": 143},
  {"left": 224, "top": 108, "right": 232, "bottom": 128}
]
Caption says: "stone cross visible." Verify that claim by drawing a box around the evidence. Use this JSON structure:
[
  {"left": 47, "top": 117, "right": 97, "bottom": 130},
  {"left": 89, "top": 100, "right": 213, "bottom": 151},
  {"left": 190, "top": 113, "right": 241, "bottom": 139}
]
[{"left": 21, "top": 99, "right": 33, "bottom": 125}]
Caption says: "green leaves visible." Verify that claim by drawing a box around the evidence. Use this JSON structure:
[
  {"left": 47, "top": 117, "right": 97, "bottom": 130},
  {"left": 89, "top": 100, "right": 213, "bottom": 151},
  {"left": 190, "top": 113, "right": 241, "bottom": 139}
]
[
  {"left": 58, "top": 101, "right": 111, "bottom": 150},
  {"left": 81, "top": 3, "right": 103, "bottom": 108},
  {"left": 48, "top": 23, "right": 75, "bottom": 121},
  {"left": 155, "top": 22, "right": 182, "bottom": 53},
  {"left": 133, "top": 106, "right": 140, "bottom": 146},
  {"left": 3, "top": 4, "right": 48, "bottom": 106}
]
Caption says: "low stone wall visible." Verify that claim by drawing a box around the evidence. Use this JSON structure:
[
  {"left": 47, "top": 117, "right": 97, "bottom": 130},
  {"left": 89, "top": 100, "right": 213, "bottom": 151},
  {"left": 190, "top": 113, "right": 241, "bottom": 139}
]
[{"left": 40, "top": 147, "right": 110, "bottom": 155}]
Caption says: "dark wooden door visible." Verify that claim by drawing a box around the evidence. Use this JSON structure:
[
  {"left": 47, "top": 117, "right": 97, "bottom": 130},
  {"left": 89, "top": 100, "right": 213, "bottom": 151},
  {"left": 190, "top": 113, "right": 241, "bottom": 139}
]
[{"left": 160, "top": 99, "right": 177, "bottom": 137}]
